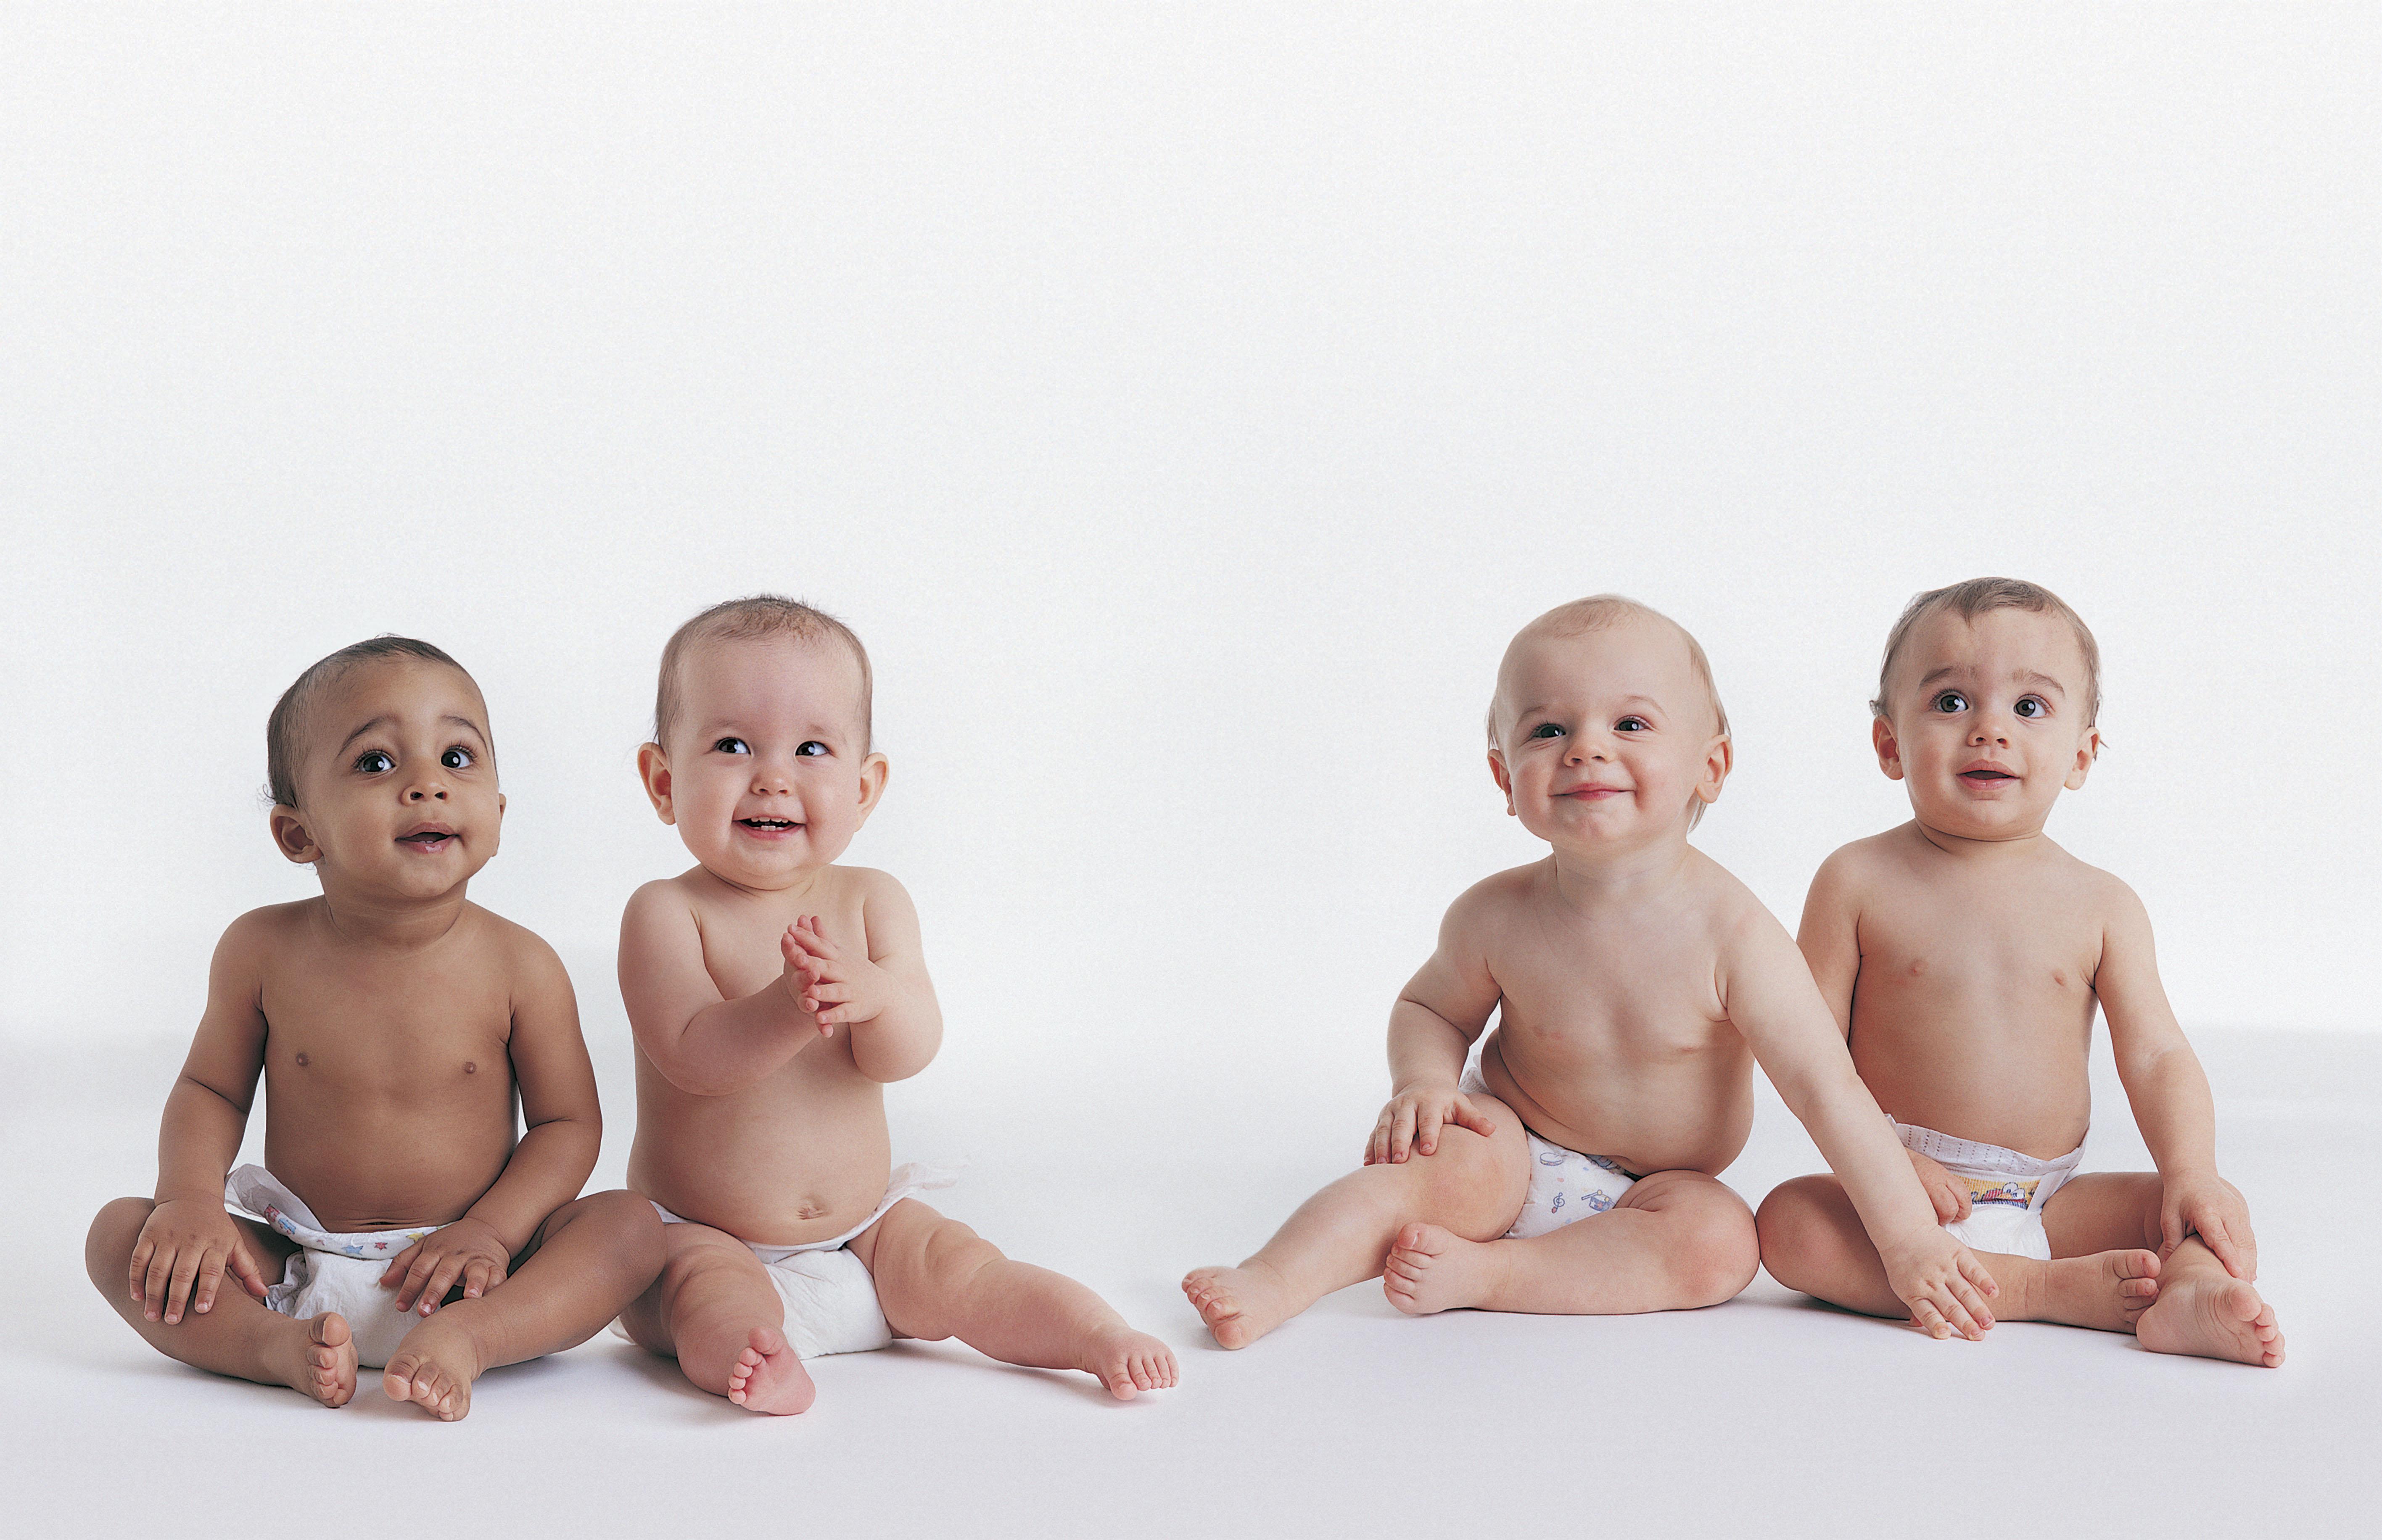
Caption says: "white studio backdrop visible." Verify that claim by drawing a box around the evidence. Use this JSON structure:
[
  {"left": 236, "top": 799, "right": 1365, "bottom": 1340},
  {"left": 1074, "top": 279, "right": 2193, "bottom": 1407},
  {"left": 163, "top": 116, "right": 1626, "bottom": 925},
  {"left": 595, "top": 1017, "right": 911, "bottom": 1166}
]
[{"left": 4, "top": 6, "right": 2375, "bottom": 1106}]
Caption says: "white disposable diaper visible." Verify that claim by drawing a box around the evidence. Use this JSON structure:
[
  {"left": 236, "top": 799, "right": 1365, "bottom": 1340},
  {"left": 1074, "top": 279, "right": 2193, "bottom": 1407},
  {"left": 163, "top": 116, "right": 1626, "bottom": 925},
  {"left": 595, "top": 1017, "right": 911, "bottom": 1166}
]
[
  {"left": 224, "top": 1165, "right": 437, "bottom": 1369},
  {"left": 617, "top": 1162, "right": 959, "bottom": 1361},
  {"left": 1460, "top": 1063, "right": 1637, "bottom": 1239},
  {"left": 1895, "top": 1122, "right": 2083, "bottom": 1262}
]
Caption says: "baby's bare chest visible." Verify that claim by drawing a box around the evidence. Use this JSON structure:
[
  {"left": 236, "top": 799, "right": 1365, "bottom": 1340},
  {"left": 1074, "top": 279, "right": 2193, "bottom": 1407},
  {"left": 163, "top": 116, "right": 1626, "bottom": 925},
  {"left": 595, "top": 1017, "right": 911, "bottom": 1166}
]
[
  {"left": 261, "top": 953, "right": 515, "bottom": 1099},
  {"left": 1488, "top": 925, "right": 1725, "bottom": 1058},
  {"left": 1858, "top": 878, "right": 2102, "bottom": 1009},
  {"left": 694, "top": 897, "right": 871, "bottom": 1000}
]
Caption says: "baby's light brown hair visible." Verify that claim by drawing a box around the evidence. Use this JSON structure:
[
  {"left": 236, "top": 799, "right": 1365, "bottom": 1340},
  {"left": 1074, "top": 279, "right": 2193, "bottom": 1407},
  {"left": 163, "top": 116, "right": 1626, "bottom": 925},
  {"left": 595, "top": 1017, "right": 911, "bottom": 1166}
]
[
  {"left": 652, "top": 595, "right": 874, "bottom": 750},
  {"left": 1488, "top": 595, "right": 1730, "bottom": 829},
  {"left": 267, "top": 636, "right": 480, "bottom": 809},
  {"left": 1872, "top": 578, "right": 2102, "bottom": 728}
]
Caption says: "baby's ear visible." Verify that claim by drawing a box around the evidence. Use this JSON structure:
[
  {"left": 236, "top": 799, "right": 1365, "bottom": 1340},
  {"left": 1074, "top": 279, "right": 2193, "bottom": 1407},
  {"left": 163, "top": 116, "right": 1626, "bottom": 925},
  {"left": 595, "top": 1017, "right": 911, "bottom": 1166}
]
[
  {"left": 1870, "top": 716, "right": 1904, "bottom": 781},
  {"left": 635, "top": 743, "right": 676, "bottom": 825},
  {"left": 1486, "top": 749, "right": 1514, "bottom": 815},
  {"left": 2064, "top": 729, "right": 2103, "bottom": 791},
  {"left": 854, "top": 752, "right": 890, "bottom": 822},
  {"left": 268, "top": 805, "right": 320, "bottom": 865}
]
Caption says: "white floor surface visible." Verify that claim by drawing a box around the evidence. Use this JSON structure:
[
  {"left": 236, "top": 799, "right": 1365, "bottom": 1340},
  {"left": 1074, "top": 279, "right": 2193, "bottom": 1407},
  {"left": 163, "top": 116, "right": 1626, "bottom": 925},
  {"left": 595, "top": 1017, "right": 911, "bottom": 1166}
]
[{"left": 5, "top": 1024, "right": 2374, "bottom": 1539}]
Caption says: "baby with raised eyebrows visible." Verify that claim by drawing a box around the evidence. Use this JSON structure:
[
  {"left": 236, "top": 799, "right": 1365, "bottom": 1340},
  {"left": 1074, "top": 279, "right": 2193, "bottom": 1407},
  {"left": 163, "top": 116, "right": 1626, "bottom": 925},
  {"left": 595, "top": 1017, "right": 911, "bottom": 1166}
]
[
  {"left": 1756, "top": 579, "right": 2282, "bottom": 1365},
  {"left": 612, "top": 596, "right": 1177, "bottom": 1413},
  {"left": 85, "top": 638, "right": 665, "bottom": 1419},
  {"left": 1185, "top": 597, "right": 2000, "bottom": 1345}
]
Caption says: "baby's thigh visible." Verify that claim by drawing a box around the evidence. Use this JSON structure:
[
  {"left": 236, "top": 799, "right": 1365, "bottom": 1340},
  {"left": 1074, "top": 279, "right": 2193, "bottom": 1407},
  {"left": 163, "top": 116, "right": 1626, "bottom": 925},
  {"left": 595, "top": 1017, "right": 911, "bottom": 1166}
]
[
  {"left": 2043, "top": 1172, "right": 2163, "bottom": 1257},
  {"left": 849, "top": 1199, "right": 1002, "bottom": 1340}
]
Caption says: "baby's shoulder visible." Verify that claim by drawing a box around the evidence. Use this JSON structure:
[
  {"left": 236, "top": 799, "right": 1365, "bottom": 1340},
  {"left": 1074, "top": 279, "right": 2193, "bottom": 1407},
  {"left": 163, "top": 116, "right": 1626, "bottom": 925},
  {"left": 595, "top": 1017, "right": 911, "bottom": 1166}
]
[
  {"left": 216, "top": 899, "right": 322, "bottom": 974},
  {"left": 2041, "top": 846, "right": 2148, "bottom": 926},
  {"left": 458, "top": 902, "right": 569, "bottom": 984},
  {"left": 1811, "top": 827, "right": 1917, "bottom": 894},
  {"left": 1445, "top": 861, "right": 1545, "bottom": 928}
]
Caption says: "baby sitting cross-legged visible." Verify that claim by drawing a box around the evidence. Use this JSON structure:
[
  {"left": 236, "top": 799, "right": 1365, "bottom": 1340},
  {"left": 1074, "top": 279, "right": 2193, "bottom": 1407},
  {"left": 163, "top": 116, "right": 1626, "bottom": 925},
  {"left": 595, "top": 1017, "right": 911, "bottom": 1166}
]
[
  {"left": 1184, "top": 597, "right": 1999, "bottom": 1346},
  {"left": 1755, "top": 578, "right": 2282, "bottom": 1366},
  {"left": 611, "top": 596, "right": 1178, "bottom": 1413},
  {"left": 85, "top": 638, "right": 665, "bottom": 1419}
]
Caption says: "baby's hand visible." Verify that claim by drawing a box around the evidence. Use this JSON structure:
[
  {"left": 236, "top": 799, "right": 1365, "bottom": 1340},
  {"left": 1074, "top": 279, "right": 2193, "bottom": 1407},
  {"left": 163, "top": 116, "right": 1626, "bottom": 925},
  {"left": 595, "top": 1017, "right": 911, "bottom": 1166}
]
[
  {"left": 129, "top": 1198, "right": 271, "bottom": 1325},
  {"left": 380, "top": 1216, "right": 510, "bottom": 1315},
  {"left": 1878, "top": 1227, "right": 1999, "bottom": 1340},
  {"left": 781, "top": 916, "right": 893, "bottom": 1030},
  {"left": 2163, "top": 1171, "right": 2258, "bottom": 1280},
  {"left": 1907, "top": 1147, "right": 1970, "bottom": 1222},
  {"left": 1367, "top": 1082, "right": 1495, "bottom": 1165}
]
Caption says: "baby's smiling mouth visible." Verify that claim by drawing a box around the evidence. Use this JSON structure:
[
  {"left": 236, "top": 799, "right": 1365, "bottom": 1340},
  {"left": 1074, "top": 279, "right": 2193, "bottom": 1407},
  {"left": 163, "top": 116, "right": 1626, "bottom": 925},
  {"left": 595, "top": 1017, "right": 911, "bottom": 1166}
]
[
  {"left": 395, "top": 825, "right": 456, "bottom": 852},
  {"left": 737, "top": 817, "right": 802, "bottom": 834}
]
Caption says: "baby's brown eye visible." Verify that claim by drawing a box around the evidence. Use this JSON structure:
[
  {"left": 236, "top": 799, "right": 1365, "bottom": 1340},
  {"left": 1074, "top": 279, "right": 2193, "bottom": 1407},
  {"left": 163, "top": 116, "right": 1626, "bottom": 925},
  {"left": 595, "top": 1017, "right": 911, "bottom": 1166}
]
[
  {"left": 714, "top": 738, "right": 750, "bottom": 755},
  {"left": 1529, "top": 723, "right": 1564, "bottom": 739},
  {"left": 2014, "top": 697, "right": 2046, "bottom": 719},
  {"left": 795, "top": 741, "right": 829, "bottom": 759},
  {"left": 1933, "top": 691, "right": 1968, "bottom": 714},
  {"left": 1615, "top": 717, "right": 1649, "bottom": 732},
  {"left": 441, "top": 747, "right": 474, "bottom": 770},
  {"left": 354, "top": 750, "right": 394, "bottom": 774}
]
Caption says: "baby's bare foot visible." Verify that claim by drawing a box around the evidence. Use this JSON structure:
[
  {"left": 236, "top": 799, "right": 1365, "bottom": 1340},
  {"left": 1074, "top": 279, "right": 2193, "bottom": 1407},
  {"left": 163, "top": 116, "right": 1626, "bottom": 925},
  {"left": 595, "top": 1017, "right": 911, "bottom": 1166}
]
[
  {"left": 2137, "top": 1271, "right": 2284, "bottom": 1367},
  {"left": 1382, "top": 1223, "right": 1503, "bottom": 1316},
  {"left": 1073, "top": 1320, "right": 1178, "bottom": 1401},
  {"left": 725, "top": 1325, "right": 816, "bottom": 1415},
  {"left": 1182, "top": 1261, "right": 1295, "bottom": 1349},
  {"left": 2033, "top": 1248, "right": 2161, "bottom": 1333},
  {"left": 382, "top": 1315, "right": 484, "bottom": 1421},
  {"left": 281, "top": 1313, "right": 356, "bottom": 1408}
]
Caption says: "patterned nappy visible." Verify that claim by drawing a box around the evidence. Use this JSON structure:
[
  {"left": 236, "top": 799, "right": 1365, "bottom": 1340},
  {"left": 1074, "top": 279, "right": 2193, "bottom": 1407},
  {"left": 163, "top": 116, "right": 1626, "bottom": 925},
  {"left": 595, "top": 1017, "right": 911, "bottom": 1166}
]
[
  {"left": 1894, "top": 1121, "right": 2084, "bottom": 1262},
  {"left": 1459, "top": 1063, "right": 1637, "bottom": 1239}
]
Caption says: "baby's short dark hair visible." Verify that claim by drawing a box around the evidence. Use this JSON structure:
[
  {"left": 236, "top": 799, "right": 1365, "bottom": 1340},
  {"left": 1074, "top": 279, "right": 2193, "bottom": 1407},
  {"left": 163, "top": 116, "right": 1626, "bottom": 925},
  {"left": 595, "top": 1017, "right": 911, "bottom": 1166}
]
[{"left": 267, "top": 636, "right": 474, "bottom": 808}]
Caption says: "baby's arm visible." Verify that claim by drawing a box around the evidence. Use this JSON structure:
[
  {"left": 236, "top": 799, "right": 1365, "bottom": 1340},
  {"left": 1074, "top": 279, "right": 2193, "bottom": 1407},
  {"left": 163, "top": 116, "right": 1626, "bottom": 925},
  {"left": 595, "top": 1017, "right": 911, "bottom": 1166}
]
[
  {"left": 1368, "top": 890, "right": 1502, "bottom": 1166},
  {"left": 782, "top": 870, "right": 942, "bottom": 1083},
  {"left": 130, "top": 918, "right": 276, "bottom": 1325},
  {"left": 619, "top": 880, "right": 834, "bottom": 1097},
  {"left": 381, "top": 936, "right": 602, "bottom": 1313},
  {"left": 1725, "top": 910, "right": 1999, "bottom": 1338},
  {"left": 1797, "top": 854, "right": 1969, "bottom": 1223},
  {"left": 2096, "top": 880, "right": 2254, "bottom": 1278}
]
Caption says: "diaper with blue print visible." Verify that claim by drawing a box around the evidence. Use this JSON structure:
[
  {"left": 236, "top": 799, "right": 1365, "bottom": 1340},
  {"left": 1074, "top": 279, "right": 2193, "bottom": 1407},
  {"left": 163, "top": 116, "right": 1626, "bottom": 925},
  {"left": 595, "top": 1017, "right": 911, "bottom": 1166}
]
[
  {"left": 224, "top": 1164, "right": 436, "bottom": 1369},
  {"left": 1458, "top": 1062, "right": 1636, "bottom": 1239}
]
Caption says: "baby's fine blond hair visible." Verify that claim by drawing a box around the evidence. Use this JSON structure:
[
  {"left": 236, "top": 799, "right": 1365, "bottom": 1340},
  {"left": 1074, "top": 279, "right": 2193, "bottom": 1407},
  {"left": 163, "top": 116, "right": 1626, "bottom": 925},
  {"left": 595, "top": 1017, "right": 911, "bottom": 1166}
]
[
  {"left": 1488, "top": 595, "right": 1730, "bottom": 829},
  {"left": 1872, "top": 578, "right": 2102, "bottom": 728},
  {"left": 652, "top": 594, "right": 874, "bottom": 750}
]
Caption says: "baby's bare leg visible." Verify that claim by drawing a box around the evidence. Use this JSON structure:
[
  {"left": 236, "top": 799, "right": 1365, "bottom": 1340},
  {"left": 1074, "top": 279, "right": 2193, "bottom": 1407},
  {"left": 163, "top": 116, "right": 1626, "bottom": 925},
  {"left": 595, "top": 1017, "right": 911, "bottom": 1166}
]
[
  {"left": 2046, "top": 1173, "right": 2283, "bottom": 1367},
  {"left": 381, "top": 1190, "right": 664, "bottom": 1421},
  {"left": 1384, "top": 1169, "right": 1758, "bottom": 1316},
  {"left": 1183, "top": 1102, "right": 1531, "bottom": 1348},
  {"left": 855, "top": 1199, "right": 1177, "bottom": 1401},
  {"left": 85, "top": 1197, "right": 357, "bottom": 1406},
  {"left": 617, "top": 1220, "right": 816, "bottom": 1414},
  {"left": 1757, "top": 1175, "right": 2158, "bottom": 1333}
]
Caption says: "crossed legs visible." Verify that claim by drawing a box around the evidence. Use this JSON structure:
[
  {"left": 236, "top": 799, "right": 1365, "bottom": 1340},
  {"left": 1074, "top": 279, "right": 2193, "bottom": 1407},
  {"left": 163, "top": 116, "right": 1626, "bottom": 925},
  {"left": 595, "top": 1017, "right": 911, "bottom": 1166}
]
[{"left": 1183, "top": 1091, "right": 1759, "bottom": 1348}]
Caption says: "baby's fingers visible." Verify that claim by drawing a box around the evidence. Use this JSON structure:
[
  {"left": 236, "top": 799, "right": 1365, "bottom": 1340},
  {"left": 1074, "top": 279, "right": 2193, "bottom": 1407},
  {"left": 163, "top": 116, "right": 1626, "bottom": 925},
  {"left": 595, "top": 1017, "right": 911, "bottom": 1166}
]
[
  {"left": 2199, "top": 1215, "right": 2250, "bottom": 1280},
  {"left": 191, "top": 1248, "right": 228, "bottom": 1316},
  {"left": 128, "top": 1232, "right": 156, "bottom": 1303},
  {"left": 1416, "top": 1105, "right": 1445, "bottom": 1156},
  {"left": 462, "top": 1258, "right": 498, "bottom": 1300},
  {"left": 1957, "top": 1248, "right": 2000, "bottom": 1300},
  {"left": 1908, "top": 1297, "right": 1950, "bottom": 1340},
  {"left": 393, "top": 1248, "right": 443, "bottom": 1311},
  {"left": 141, "top": 1244, "right": 178, "bottom": 1319},
  {"left": 1447, "top": 1094, "right": 1497, "bottom": 1139},
  {"left": 164, "top": 1247, "right": 203, "bottom": 1324},
  {"left": 1388, "top": 1102, "right": 1417, "bottom": 1163},
  {"left": 229, "top": 1238, "right": 272, "bottom": 1300},
  {"left": 379, "top": 1241, "right": 424, "bottom": 1292},
  {"left": 415, "top": 1253, "right": 469, "bottom": 1315}
]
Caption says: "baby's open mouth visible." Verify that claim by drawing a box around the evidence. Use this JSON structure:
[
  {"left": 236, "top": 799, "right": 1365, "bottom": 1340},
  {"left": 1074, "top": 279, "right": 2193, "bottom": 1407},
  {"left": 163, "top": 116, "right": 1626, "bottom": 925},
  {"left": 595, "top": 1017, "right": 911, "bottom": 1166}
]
[
  {"left": 1960, "top": 770, "right": 2015, "bottom": 783},
  {"left": 396, "top": 830, "right": 455, "bottom": 852},
  {"left": 738, "top": 818, "right": 800, "bottom": 832}
]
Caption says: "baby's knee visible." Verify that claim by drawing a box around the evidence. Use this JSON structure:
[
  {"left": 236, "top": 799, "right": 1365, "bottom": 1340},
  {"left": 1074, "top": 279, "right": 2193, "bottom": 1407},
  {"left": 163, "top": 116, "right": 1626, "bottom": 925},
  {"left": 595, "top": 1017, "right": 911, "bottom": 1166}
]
[
  {"left": 1411, "top": 1130, "right": 1523, "bottom": 1225},
  {"left": 574, "top": 1189, "right": 667, "bottom": 1269},
  {"left": 1676, "top": 1197, "right": 1760, "bottom": 1307},
  {"left": 85, "top": 1197, "right": 153, "bottom": 1291},
  {"left": 1753, "top": 1178, "right": 1841, "bottom": 1280}
]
